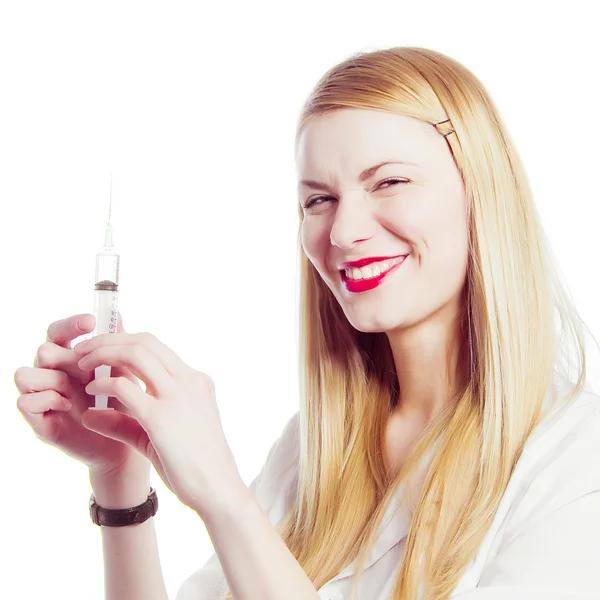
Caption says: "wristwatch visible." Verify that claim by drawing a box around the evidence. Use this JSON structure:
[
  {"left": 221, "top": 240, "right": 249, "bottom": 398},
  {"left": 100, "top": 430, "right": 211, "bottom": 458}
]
[{"left": 89, "top": 487, "right": 158, "bottom": 527}]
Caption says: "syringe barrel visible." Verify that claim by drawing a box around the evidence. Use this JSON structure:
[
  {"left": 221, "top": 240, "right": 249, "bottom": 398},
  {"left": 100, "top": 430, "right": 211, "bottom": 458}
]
[
  {"left": 94, "top": 287, "right": 119, "bottom": 335},
  {"left": 95, "top": 249, "right": 120, "bottom": 288},
  {"left": 93, "top": 248, "right": 120, "bottom": 410},
  {"left": 92, "top": 287, "right": 118, "bottom": 410}
]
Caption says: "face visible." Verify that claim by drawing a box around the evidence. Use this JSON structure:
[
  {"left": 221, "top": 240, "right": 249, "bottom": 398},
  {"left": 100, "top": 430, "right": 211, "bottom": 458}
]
[{"left": 296, "top": 108, "right": 469, "bottom": 333}]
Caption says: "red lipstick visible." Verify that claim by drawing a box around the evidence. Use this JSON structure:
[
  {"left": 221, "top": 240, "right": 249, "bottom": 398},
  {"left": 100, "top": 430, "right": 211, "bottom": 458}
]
[
  {"left": 341, "top": 255, "right": 408, "bottom": 293},
  {"left": 339, "top": 255, "right": 407, "bottom": 270}
]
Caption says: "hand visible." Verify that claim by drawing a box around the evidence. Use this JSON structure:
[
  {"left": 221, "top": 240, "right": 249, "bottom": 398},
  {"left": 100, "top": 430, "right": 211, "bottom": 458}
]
[
  {"left": 15, "top": 313, "right": 151, "bottom": 479},
  {"left": 74, "top": 331, "right": 246, "bottom": 514}
]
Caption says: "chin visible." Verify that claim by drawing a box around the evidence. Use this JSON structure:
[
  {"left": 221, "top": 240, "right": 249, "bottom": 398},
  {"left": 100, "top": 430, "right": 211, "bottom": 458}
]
[
  {"left": 344, "top": 313, "right": 404, "bottom": 334},
  {"left": 353, "top": 324, "right": 391, "bottom": 334}
]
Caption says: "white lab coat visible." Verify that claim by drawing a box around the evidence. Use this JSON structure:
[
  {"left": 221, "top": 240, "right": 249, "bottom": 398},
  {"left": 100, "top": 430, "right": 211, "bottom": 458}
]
[{"left": 176, "top": 372, "right": 600, "bottom": 600}]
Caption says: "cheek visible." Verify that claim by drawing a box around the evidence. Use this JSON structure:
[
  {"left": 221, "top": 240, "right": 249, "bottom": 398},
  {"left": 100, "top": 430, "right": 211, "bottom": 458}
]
[
  {"left": 301, "top": 218, "right": 330, "bottom": 268},
  {"left": 405, "top": 187, "right": 466, "bottom": 247},
  {"left": 425, "top": 209, "right": 469, "bottom": 284}
]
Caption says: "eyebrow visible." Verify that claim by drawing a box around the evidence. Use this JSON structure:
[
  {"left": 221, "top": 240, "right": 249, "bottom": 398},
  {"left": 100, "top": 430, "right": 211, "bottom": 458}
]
[{"left": 298, "top": 160, "right": 421, "bottom": 192}]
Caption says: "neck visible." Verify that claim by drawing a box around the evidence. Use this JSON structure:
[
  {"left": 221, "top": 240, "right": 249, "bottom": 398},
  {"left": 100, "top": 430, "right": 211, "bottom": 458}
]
[{"left": 386, "top": 304, "right": 464, "bottom": 425}]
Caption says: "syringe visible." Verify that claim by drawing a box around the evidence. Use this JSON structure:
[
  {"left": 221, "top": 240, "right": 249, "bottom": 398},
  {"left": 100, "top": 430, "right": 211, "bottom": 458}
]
[{"left": 89, "top": 175, "right": 120, "bottom": 411}]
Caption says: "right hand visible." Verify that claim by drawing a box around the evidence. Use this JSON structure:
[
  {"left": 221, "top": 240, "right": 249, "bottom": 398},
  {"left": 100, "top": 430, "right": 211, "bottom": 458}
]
[{"left": 15, "top": 312, "right": 151, "bottom": 479}]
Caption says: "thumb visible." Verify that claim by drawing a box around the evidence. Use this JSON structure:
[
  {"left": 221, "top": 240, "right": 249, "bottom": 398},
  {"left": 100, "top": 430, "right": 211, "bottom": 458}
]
[{"left": 82, "top": 409, "right": 151, "bottom": 458}]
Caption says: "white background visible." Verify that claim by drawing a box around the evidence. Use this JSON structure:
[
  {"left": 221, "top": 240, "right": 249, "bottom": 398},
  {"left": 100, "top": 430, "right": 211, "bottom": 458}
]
[{"left": 2, "top": 1, "right": 599, "bottom": 598}]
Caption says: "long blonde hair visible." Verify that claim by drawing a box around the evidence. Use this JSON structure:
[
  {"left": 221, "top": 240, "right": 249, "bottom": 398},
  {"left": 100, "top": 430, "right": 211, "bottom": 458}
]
[{"left": 224, "top": 46, "right": 594, "bottom": 600}]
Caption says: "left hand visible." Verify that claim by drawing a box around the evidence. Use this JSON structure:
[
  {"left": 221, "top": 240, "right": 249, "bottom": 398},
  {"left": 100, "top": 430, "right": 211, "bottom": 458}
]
[{"left": 73, "top": 331, "right": 246, "bottom": 515}]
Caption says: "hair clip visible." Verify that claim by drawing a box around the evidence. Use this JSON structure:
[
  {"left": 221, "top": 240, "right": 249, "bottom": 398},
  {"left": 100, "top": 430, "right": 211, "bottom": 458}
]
[{"left": 434, "top": 119, "right": 455, "bottom": 138}]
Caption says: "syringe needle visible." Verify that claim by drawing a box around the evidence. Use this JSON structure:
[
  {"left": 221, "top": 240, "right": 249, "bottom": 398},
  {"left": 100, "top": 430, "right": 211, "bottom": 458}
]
[{"left": 104, "top": 173, "right": 114, "bottom": 248}]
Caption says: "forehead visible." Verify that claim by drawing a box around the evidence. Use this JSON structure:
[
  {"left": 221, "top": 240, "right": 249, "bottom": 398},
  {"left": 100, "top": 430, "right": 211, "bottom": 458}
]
[{"left": 295, "top": 108, "right": 437, "bottom": 174}]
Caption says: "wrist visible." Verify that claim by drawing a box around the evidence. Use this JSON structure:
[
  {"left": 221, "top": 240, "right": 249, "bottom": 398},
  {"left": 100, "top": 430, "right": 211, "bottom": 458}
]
[
  {"left": 89, "top": 467, "right": 151, "bottom": 509},
  {"left": 199, "top": 480, "right": 255, "bottom": 528}
]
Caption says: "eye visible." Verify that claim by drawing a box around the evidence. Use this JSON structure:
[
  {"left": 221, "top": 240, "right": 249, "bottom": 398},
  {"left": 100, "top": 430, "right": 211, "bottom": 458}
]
[
  {"left": 376, "top": 177, "right": 408, "bottom": 190},
  {"left": 302, "top": 178, "right": 409, "bottom": 210},
  {"left": 303, "top": 195, "right": 334, "bottom": 210}
]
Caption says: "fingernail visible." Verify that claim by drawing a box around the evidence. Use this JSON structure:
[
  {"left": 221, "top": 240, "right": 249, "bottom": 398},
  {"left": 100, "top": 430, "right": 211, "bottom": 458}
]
[{"left": 78, "top": 316, "right": 93, "bottom": 330}]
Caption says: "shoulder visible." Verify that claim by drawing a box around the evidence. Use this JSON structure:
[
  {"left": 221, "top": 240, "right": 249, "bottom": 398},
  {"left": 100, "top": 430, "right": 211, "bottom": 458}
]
[
  {"left": 529, "top": 373, "right": 600, "bottom": 479},
  {"left": 497, "top": 375, "right": 600, "bottom": 543},
  {"left": 251, "top": 410, "right": 301, "bottom": 520},
  {"left": 460, "top": 377, "right": 600, "bottom": 592},
  {"left": 260, "top": 410, "right": 300, "bottom": 479}
]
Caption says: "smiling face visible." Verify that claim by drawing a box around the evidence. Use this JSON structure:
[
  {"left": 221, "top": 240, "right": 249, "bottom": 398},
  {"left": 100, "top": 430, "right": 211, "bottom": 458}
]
[{"left": 296, "top": 108, "right": 469, "bottom": 333}]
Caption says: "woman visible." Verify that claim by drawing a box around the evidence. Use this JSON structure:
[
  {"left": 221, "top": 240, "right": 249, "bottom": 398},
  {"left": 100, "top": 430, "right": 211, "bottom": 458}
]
[{"left": 15, "top": 47, "right": 599, "bottom": 600}]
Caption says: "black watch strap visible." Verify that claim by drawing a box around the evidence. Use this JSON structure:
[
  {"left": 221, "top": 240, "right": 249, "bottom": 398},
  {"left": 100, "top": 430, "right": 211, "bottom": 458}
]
[{"left": 89, "top": 487, "right": 158, "bottom": 527}]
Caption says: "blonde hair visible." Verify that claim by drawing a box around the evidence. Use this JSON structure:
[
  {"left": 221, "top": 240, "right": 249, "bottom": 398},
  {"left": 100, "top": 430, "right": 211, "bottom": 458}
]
[{"left": 224, "top": 46, "right": 594, "bottom": 600}]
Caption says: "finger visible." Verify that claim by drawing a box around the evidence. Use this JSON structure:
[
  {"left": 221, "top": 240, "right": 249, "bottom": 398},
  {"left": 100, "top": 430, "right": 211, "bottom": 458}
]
[
  {"left": 35, "top": 312, "right": 136, "bottom": 386},
  {"left": 33, "top": 342, "right": 95, "bottom": 386},
  {"left": 109, "top": 313, "right": 140, "bottom": 384},
  {"left": 17, "top": 390, "right": 72, "bottom": 418},
  {"left": 81, "top": 410, "right": 151, "bottom": 459},
  {"left": 46, "top": 314, "right": 96, "bottom": 349},
  {"left": 84, "top": 375, "right": 153, "bottom": 423},
  {"left": 28, "top": 346, "right": 140, "bottom": 423},
  {"left": 14, "top": 366, "right": 73, "bottom": 399},
  {"left": 116, "top": 311, "right": 125, "bottom": 333},
  {"left": 80, "top": 344, "right": 172, "bottom": 400},
  {"left": 74, "top": 331, "right": 190, "bottom": 379},
  {"left": 17, "top": 391, "right": 73, "bottom": 447},
  {"left": 15, "top": 363, "right": 93, "bottom": 421}
]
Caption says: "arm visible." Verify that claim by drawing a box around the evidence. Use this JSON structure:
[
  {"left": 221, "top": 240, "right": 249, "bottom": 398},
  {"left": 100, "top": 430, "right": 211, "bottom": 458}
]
[
  {"left": 90, "top": 465, "right": 168, "bottom": 600},
  {"left": 200, "top": 484, "right": 320, "bottom": 600},
  {"left": 176, "top": 411, "right": 306, "bottom": 600}
]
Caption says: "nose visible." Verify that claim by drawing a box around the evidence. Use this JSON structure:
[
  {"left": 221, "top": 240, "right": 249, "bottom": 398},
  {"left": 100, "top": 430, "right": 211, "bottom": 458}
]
[{"left": 329, "top": 192, "right": 376, "bottom": 249}]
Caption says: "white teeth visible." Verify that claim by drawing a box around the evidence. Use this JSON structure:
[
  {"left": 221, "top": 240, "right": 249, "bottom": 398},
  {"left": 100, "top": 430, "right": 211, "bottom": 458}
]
[{"left": 344, "top": 256, "right": 405, "bottom": 281}]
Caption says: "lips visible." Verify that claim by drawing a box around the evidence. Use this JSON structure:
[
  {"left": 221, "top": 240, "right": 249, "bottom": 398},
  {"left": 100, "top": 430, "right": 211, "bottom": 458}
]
[
  {"left": 339, "top": 254, "right": 408, "bottom": 270},
  {"left": 341, "top": 255, "right": 408, "bottom": 293}
]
